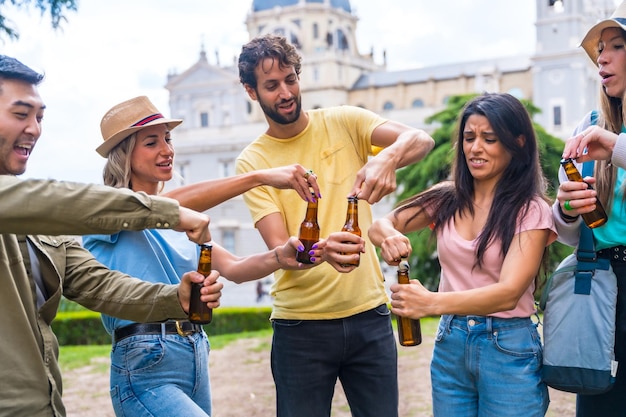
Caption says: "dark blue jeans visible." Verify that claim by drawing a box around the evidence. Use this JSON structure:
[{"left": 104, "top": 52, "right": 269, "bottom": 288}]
[
  {"left": 271, "top": 304, "right": 398, "bottom": 417},
  {"left": 577, "top": 259, "right": 626, "bottom": 417}
]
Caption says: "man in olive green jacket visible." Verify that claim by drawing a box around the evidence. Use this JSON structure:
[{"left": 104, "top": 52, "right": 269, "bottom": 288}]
[{"left": 0, "top": 55, "right": 223, "bottom": 417}]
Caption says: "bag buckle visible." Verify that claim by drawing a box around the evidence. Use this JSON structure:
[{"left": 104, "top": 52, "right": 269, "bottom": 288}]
[{"left": 175, "top": 320, "right": 194, "bottom": 336}]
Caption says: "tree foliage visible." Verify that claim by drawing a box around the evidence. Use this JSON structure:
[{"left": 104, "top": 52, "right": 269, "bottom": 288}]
[
  {"left": 391, "top": 93, "right": 573, "bottom": 291},
  {"left": 0, "top": 0, "right": 77, "bottom": 41}
]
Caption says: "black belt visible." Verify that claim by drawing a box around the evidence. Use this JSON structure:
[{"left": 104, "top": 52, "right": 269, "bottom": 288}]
[
  {"left": 597, "top": 245, "right": 626, "bottom": 262},
  {"left": 114, "top": 321, "right": 203, "bottom": 343}
]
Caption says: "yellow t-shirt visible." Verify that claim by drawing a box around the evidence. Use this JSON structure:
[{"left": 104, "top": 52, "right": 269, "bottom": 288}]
[{"left": 236, "top": 105, "right": 389, "bottom": 320}]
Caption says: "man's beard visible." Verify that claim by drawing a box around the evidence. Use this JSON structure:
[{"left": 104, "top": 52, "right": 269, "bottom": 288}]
[{"left": 259, "top": 95, "right": 302, "bottom": 125}]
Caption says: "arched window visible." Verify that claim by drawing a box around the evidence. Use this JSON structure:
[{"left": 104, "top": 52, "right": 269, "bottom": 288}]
[
  {"left": 336, "top": 29, "right": 349, "bottom": 51},
  {"left": 383, "top": 101, "right": 394, "bottom": 111},
  {"left": 411, "top": 98, "right": 424, "bottom": 108}
]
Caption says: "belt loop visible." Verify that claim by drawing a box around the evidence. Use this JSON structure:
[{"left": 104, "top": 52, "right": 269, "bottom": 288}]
[
  {"left": 485, "top": 316, "right": 493, "bottom": 333},
  {"left": 161, "top": 323, "right": 167, "bottom": 338}
]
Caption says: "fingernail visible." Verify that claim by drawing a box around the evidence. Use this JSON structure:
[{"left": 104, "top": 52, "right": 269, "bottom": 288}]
[
  {"left": 308, "top": 250, "right": 315, "bottom": 256},
  {"left": 298, "top": 245, "right": 304, "bottom": 252},
  {"left": 312, "top": 244, "right": 318, "bottom": 249},
  {"left": 310, "top": 257, "right": 316, "bottom": 262}
]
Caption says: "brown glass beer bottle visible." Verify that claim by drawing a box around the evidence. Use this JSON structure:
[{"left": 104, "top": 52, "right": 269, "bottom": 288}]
[
  {"left": 560, "top": 158, "right": 608, "bottom": 228},
  {"left": 189, "top": 243, "right": 213, "bottom": 324},
  {"left": 340, "top": 196, "right": 361, "bottom": 267},
  {"left": 296, "top": 193, "right": 320, "bottom": 264},
  {"left": 396, "top": 259, "right": 422, "bottom": 347}
]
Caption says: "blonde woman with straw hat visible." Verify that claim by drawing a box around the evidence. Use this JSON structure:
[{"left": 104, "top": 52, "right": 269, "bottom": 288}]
[
  {"left": 555, "top": 1, "right": 626, "bottom": 415},
  {"left": 83, "top": 96, "right": 322, "bottom": 416}
]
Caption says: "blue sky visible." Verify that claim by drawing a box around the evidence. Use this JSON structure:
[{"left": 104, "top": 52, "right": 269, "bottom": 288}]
[{"left": 2, "top": 0, "right": 539, "bottom": 183}]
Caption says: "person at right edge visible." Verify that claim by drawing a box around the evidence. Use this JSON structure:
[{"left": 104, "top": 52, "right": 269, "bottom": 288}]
[
  {"left": 555, "top": 2, "right": 626, "bottom": 415},
  {"left": 235, "top": 33, "right": 435, "bottom": 417}
]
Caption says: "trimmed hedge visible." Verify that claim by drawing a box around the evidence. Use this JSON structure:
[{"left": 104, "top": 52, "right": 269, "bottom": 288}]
[{"left": 52, "top": 306, "right": 273, "bottom": 345}]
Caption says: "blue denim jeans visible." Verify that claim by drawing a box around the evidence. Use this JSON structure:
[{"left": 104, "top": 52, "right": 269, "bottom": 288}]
[
  {"left": 271, "top": 304, "right": 398, "bottom": 417},
  {"left": 109, "top": 330, "right": 211, "bottom": 417},
  {"left": 431, "top": 315, "right": 549, "bottom": 417}
]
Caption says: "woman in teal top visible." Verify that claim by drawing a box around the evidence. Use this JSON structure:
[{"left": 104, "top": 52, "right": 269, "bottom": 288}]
[
  {"left": 554, "top": 3, "right": 626, "bottom": 415},
  {"left": 84, "top": 96, "right": 320, "bottom": 416}
]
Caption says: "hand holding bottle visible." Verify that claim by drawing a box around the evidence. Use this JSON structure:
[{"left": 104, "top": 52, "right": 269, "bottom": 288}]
[
  {"left": 179, "top": 269, "right": 222, "bottom": 317},
  {"left": 395, "top": 259, "right": 422, "bottom": 347},
  {"left": 189, "top": 244, "right": 216, "bottom": 324}
]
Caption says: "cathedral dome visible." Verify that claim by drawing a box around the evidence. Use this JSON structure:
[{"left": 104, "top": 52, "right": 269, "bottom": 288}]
[{"left": 252, "top": 0, "right": 351, "bottom": 13}]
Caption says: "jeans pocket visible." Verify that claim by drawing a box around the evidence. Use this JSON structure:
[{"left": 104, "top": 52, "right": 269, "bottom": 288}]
[
  {"left": 119, "top": 338, "right": 166, "bottom": 372},
  {"left": 492, "top": 325, "right": 540, "bottom": 358},
  {"left": 373, "top": 303, "right": 391, "bottom": 317},
  {"left": 272, "top": 319, "right": 303, "bottom": 329}
]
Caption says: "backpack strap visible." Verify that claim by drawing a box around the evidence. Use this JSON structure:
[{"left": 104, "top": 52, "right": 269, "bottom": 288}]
[{"left": 575, "top": 159, "right": 608, "bottom": 294}]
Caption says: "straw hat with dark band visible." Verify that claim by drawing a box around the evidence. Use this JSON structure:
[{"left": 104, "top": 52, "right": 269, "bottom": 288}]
[
  {"left": 97, "top": 96, "right": 183, "bottom": 157},
  {"left": 581, "top": 1, "right": 626, "bottom": 66}
]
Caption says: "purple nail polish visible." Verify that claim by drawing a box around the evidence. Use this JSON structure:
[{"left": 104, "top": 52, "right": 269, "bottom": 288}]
[{"left": 298, "top": 245, "right": 304, "bottom": 252}]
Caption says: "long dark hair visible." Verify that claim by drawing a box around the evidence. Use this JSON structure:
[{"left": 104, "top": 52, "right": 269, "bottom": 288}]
[{"left": 396, "top": 93, "right": 549, "bottom": 268}]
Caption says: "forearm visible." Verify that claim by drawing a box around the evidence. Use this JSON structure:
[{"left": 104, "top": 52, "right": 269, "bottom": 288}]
[
  {"left": 375, "top": 129, "right": 434, "bottom": 169},
  {"left": 217, "top": 249, "right": 280, "bottom": 284},
  {"left": 429, "top": 286, "right": 524, "bottom": 317},
  {"left": 552, "top": 202, "right": 581, "bottom": 246},
  {"left": 164, "top": 171, "right": 265, "bottom": 212},
  {"left": 368, "top": 217, "right": 403, "bottom": 247},
  {"left": 612, "top": 133, "right": 626, "bottom": 168},
  {"left": 0, "top": 176, "right": 179, "bottom": 235}
]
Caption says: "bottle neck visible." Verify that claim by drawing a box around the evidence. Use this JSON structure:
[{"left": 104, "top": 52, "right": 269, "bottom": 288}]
[
  {"left": 345, "top": 201, "right": 358, "bottom": 224},
  {"left": 304, "top": 203, "right": 318, "bottom": 221}
]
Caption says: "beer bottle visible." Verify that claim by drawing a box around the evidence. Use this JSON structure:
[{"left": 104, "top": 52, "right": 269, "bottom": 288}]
[
  {"left": 189, "top": 243, "right": 213, "bottom": 324},
  {"left": 560, "top": 158, "right": 608, "bottom": 228},
  {"left": 340, "top": 196, "right": 361, "bottom": 267},
  {"left": 396, "top": 259, "right": 422, "bottom": 347},
  {"left": 296, "top": 192, "right": 320, "bottom": 264}
]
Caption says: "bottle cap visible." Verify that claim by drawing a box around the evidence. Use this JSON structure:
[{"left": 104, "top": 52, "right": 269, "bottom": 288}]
[{"left": 398, "top": 258, "right": 410, "bottom": 272}]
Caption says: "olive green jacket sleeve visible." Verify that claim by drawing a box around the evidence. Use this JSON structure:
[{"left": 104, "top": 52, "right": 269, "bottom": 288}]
[
  {"left": 0, "top": 175, "right": 189, "bottom": 416},
  {"left": 0, "top": 175, "right": 180, "bottom": 235}
]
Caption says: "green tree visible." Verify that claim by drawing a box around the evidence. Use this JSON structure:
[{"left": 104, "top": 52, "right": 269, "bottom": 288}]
[
  {"left": 0, "top": 0, "right": 77, "bottom": 41},
  {"left": 391, "top": 93, "right": 572, "bottom": 291}
]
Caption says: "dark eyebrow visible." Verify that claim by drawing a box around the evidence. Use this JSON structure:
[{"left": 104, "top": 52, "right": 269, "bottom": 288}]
[{"left": 12, "top": 100, "right": 46, "bottom": 110}]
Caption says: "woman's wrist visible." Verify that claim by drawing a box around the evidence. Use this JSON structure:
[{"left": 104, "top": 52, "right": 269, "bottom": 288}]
[
  {"left": 274, "top": 248, "right": 282, "bottom": 266},
  {"left": 558, "top": 203, "right": 579, "bottom": 223}
]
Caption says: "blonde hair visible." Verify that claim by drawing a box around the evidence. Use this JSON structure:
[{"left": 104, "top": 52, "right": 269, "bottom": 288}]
[
  {"left": 594, "top": 63, "right": 626, "bottom": 212},
  {"left": 103, "top": 134, "right": 136, "bottom": 189}
]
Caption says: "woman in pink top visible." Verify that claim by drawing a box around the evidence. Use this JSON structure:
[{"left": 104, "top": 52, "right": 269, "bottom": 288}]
[{"left": 369, "top": 93, "right": 557, "bottom": 417}]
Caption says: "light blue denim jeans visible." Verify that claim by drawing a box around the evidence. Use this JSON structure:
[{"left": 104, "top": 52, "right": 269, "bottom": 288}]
[
  {"left": 431, "top": 315, "right": 549, "bottom": 417},
  {"left": 271, "top": 304, "right": 398, "bottom": 417},
  {"left": 109, "top": 330, "right": 211, "bottom": 417}
]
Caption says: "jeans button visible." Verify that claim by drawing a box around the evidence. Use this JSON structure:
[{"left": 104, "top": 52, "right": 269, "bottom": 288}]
[{"left": 468, "top": 319, "right": 476, "bottom": 326}]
